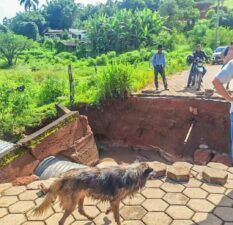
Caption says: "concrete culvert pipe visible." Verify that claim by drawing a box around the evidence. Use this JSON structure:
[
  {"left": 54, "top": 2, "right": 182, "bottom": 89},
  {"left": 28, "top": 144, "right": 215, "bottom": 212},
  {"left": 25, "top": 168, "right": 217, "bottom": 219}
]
[{"left": 35, "top": 156, "right": 87, "bottom": 180}]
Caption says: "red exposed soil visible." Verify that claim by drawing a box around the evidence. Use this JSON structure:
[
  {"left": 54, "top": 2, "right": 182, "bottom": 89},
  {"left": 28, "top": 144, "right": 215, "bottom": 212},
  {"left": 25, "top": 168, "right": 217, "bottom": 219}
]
[{"left": 79, "top": 97, "right": 230, "bottom": 161}]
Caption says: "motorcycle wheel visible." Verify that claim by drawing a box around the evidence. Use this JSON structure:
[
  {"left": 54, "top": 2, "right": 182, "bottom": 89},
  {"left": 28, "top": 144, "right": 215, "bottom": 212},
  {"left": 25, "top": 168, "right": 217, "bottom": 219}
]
[{"left": 196, "top": 72, "right": 202, "bottom": 91}]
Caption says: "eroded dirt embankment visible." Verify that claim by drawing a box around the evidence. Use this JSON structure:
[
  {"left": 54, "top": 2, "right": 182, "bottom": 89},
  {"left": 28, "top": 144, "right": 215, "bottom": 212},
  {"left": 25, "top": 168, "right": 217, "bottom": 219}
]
[{"left": 79, "top": 97, "right": 230, "bottom": 160}]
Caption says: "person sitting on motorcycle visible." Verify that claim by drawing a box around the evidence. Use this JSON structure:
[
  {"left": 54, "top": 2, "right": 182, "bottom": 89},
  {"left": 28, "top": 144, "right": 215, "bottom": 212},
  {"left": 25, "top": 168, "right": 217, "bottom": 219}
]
[{"left": 187, "top": 44, "right": 209, "bottom": 88}]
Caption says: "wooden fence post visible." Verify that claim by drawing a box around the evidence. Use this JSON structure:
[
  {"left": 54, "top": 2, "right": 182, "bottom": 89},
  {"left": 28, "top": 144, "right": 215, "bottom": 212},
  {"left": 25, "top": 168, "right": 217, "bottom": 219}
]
[{"left": 68, "top": 64, "right": 75, "bottom": 107}]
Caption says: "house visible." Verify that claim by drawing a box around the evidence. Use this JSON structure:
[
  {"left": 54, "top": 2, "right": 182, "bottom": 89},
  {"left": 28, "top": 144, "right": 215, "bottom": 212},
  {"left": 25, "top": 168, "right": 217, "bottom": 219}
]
[
  {"left": 57, "top": 41, "right": 77, "bottom": 52},
  {"left": 44, "top": 29, "right": 64, "bottom": 39},
  {"left": 44, "top": 28, "right": 87, "bottom": 41},
  {"left": 68, "top": 29, "right": 86, "bottom": 41}
]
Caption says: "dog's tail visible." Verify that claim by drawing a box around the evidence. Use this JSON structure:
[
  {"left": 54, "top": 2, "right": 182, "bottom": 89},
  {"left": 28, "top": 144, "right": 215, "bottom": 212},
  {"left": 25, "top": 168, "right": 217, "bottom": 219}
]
[{"left": 33, "top": 180, "right": 60, "bottom": 216}]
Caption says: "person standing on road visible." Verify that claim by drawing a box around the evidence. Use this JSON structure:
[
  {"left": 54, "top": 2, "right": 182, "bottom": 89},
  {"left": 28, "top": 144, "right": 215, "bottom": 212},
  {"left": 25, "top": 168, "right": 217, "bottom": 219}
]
[
  {"left": 151, "top": 45, "right": 168, "bottom": 91},
  {"left": 221, "top": 41, "right": 233, "bottom": 89},
  {"left": 213, "top": 59, "right": 233, "bottom": 159},
  {"left": 187, "top": 44, "right": 209, "bottom": 88}
]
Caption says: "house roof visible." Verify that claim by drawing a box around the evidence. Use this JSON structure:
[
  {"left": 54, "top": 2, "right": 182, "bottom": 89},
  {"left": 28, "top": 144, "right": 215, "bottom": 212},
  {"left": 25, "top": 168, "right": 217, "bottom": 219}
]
[
  {"left": 44, "top": 29, "right": 63, "bottom": 34},
  {"left": 59, "top": 41, "right": 77, "bottom": 47}
]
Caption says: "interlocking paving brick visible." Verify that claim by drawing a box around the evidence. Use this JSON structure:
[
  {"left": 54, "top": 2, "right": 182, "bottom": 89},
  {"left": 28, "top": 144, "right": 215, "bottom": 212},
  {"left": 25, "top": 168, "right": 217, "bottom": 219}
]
[
  {"left": 23, "top": 222, "right": 45, "bottom": 225},
  {"left": 120, "top": 206, "right": 146, "bottom": 220},
  {"left": 147, "top": 161, "right": 167, "bottom": 178},
  {"left": 173, "top": 162, "right": 193, "bottom": 169},
  {"left": 203, "top": 167, "right": 228, "bottom": 185},
  {"left": 208, "top": 162, "right": 228, "bottom": 170},
  {"left": 166, "top": 206, "right": 194, "bottom": 219},
  {"left": 201, "top": 183, "right": 226, "bottom": 194},
  {"left": 3, "top": 186, "right": 26, "bottom": 195},
  {"left": 161, "top": 182, "right": 185, "bottom": 193},
  {"left": 183, "top": 188, "right": 208, "bottom": 199},
  {"left": 145, "top": 180, "right": 163, "bottom": 188},
  {"left": 224, "top": 180, "right": 233, "bottom": 188},
  {"left": 192, "top": 165, "right": 206, "bottom": 173},
  {"left": 0, "top": 213, "right": 26, "bottom": 225},
  {"left": 187, "top": 199, "right": 215, "bottom": 212},
  {"left": 122, "top": 193, "right": 145, "bottom": 205},
  {"left": 96, "top": 161, "right": 118, "bottom": 169},
  {"left": 227, "top": 172, "right": 233, "bottom": 180},
  {"left": 183, "top": 178, "right": 202, "bottom": 188},
  {"left": 0, "top": 208, "right": 7, "bottom": 218},
  {"left": 214, "top": 207, "right": 233, "bottom": 222},
  {"left": 84, "top": 198, "right": 99, "bottom": 206},
  {"left": 226, "top": 189, "right": 233, "bottom": 199},
  {"left": 0, "top": 196, "right": 18, "bottom": 207},
  {"left": 163, "top": 193, "right": 189, "bottom": 205},
  {"left": 228, "top": 167, "right": 233, "bottom": 174},
  {"left": 170, "top": 220, "right": 194, "bottom": 225},
  {"left": 0, "top": 183, "right": 12, "bottom": 193},
  {"left": 167, "top": 166, "right": 190, "bottom": 182},
  {"left": 122, "top": 221, "right": 145, "bottom": 225},
  {"left": 9, "top": 200, "right": 35, "bottom": 213},
  {"left": 19, "top": 190, "right": 42, "bottom": 200},
  {"left": 142, "top": 199, "right": 169, "bottom": 211},
  {"left": 142, "top": 212, "right": 172, "bottom": 225},
  {"left": 27, "top": 208, "right": 54, "bottom": 221},
  {"left": 94, "top": 212, "right": 122, "bottom": 225},
  {"left": 193, "top": 212, "right": 223, "bottom": 225},
  {"left": 96, "top": 202, "right": 124, "bottom": 213},
  {"left": 26, "top": 181, "right": 43, "bottom": 190},
  {"left": 45, "top": 213, "right": 74, "bottom": 225},
  {"left": 207, "top": 194, "right": 233, "bottom": 206},
  {"left": 72, "top": 206, "right": 100, "bottom": 220},
  {"left": 71, "top": 222, "right": 94, "bottom": 225},
  {"left": 52, "top": 202, "right": 64, "bottom": 213},
  {"left": 141, "top": 188, "right": 165, "bottom": 198}
]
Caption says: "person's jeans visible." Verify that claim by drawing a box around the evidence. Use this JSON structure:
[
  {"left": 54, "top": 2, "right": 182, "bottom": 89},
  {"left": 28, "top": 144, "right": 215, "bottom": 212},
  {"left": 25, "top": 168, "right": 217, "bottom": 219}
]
[
  {"left": 231, "top": 113, "right": 233, "bottom": 158},
  {"left": 154, "top": 66, "right": 168, "bottom": 89}
]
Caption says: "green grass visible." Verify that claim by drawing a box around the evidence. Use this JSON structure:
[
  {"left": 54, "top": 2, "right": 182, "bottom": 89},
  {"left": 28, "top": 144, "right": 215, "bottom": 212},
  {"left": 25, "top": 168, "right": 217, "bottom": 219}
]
[{"left": 0, "top": 47, "right": 190, "bottom": 141}]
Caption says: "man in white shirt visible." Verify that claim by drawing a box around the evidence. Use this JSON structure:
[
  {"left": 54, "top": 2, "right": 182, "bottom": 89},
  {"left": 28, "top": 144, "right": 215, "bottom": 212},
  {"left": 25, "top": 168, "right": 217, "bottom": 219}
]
[{"left": 212, "top": 59, "right": 233, "bottom": 158}]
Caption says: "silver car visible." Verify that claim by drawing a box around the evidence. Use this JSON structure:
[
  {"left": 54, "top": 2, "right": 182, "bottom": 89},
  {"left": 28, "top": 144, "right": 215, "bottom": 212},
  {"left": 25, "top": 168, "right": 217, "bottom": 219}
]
[{"left": 212, "top": 46, "right": 227, "bottom": 65}]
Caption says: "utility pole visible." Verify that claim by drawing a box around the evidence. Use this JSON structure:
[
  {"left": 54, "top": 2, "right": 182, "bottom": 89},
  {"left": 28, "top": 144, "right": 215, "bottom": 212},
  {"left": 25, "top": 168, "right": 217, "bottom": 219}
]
[{"left": 214, "top": 0, "right": 220, "bottom": 49}]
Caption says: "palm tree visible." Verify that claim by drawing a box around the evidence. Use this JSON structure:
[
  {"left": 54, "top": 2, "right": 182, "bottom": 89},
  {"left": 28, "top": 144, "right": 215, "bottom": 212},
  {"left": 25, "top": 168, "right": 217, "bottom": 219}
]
[{"left": 19, "top": 0, "right": 39, "bottom": 12}]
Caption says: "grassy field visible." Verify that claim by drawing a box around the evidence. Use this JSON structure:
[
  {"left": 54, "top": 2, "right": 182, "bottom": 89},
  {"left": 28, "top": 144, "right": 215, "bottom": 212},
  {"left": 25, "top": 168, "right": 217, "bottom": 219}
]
[{"left": 0, "top": 46, "right": 190, "bottom": 141}]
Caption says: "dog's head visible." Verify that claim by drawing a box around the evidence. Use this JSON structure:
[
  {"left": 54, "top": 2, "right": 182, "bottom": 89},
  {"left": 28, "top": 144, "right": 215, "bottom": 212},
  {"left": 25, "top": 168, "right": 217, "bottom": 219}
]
[{"left": 138, "top": 162, "right": 153, "bottom": 178}]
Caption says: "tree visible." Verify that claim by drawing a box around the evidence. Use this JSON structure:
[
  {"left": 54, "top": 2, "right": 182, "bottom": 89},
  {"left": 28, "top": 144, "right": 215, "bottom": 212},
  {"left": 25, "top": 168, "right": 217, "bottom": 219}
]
[
  {"left": 10, "top": 11, "right": 46, "bottom": 35},
  {"left": 19, "top": 0, "right": 39, "bottom": 12},
  {"left": 0, "top": 33, "right": 32, "bottom": 66},
  {"left": 16, "top": 22, "right": 39, "bottom": 40},
  {"left": 43, "top": 0, "right": 77, "bottom": 29}
]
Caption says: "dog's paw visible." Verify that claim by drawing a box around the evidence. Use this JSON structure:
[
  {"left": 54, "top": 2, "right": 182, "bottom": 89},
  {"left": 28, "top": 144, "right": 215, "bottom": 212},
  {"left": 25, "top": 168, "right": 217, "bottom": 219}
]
[{"left": 105, "top": 207, "right": 111, "bottom": 215}]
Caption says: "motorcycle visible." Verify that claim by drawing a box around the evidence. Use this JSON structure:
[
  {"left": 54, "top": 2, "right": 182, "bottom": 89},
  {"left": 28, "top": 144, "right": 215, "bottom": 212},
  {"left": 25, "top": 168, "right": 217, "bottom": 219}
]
[{"left": 191, "top": 58, "right": 205, "bottom": 91}]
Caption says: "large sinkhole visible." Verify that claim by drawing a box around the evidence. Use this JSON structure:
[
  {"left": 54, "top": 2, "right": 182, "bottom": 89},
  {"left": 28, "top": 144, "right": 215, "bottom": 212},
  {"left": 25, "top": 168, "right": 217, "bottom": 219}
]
[{"left": 34, "top": 96, "right": 231, "bottom": 180}]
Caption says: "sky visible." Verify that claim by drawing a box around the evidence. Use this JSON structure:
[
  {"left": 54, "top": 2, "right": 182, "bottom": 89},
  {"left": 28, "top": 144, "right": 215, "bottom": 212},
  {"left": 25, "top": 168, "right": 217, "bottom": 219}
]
[{"left": 0, "top": 0, "right": 107, "bottom": 23}]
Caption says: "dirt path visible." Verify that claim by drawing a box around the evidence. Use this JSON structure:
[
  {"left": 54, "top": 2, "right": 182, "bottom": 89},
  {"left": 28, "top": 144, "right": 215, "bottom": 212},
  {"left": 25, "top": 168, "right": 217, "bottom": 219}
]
[{"left": 138, "top": 65, "right": 228, "bottom": 99}]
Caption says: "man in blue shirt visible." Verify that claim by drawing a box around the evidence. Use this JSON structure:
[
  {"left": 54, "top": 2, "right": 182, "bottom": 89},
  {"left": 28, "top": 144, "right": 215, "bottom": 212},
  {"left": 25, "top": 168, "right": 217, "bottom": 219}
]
[{"left": 151, "top": 45, "right": 168, "bottom": 91}]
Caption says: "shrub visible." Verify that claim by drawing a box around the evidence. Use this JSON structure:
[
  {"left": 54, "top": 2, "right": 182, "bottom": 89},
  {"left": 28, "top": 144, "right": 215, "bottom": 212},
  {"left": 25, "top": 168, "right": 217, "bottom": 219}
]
[
  {"left": 96, "top": 54, "right": 108, "bottom": 65},
  {"left": 97, "top": 64, "right": 132, "bottom": 101},
  {"left": 56, "top": 52, "right": 77, "bottom": 62},
  {"left": 38, "top": 75, "right": 66, "bottom": 105}
]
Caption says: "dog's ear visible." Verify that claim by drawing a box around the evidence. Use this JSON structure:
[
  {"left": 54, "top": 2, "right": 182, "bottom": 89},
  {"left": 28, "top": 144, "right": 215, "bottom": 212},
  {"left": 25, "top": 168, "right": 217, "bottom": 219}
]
[{"left": 142, "top": 164, "right": 153, "bottom": 176}]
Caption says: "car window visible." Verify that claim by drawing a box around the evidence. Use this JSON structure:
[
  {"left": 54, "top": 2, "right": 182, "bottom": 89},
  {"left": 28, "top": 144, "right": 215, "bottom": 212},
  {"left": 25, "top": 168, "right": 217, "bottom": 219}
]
[{"left": 215, "top": 47, "right": 226, "bottom": 53}]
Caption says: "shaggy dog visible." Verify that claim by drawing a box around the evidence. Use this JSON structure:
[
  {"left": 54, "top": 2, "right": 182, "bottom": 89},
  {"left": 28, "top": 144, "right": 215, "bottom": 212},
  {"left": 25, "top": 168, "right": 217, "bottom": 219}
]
[{"left": 33, "top": 162, "right": 153, "bottom": 225}]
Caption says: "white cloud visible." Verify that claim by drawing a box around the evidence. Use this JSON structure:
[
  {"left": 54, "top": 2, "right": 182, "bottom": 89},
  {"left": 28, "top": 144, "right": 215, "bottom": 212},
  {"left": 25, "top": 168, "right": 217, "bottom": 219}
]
[{"left": 0, "top": 0, "right": 107, "bottom": 23}]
